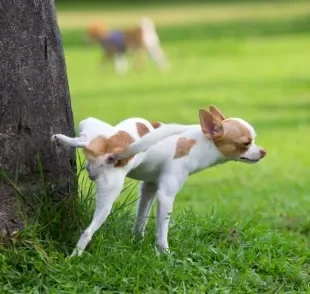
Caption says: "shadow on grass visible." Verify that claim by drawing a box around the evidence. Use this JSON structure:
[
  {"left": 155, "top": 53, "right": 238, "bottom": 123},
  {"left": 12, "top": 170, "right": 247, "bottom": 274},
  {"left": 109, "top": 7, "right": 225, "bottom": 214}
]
[{"left": 61, "top": 14, "right": 310, "bottom": 48}]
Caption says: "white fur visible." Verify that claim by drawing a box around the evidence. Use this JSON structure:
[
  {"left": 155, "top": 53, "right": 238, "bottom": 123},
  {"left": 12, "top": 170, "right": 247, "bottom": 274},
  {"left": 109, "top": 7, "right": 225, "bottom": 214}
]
[
  {"left": 52, "top": 116, "right": 265, "bottom": 256},
  {"left": 52, "top": 117, "right": 192, "bottom": 256},
  {"left": 128, "top": 120, "right": 264, "bottom": 252},
  {"left": 140, "top": 17, "right": 169, "bottom": 70},
  {"left": 114, "top": 54, "right": 128, "bottom": 75}
]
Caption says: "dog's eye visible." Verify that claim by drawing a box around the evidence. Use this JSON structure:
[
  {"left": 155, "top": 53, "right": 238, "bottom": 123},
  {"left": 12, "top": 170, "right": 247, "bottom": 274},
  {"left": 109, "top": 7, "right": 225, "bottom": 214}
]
[{"left": 243, "top": 141, "right": 251, "bottom": 147}]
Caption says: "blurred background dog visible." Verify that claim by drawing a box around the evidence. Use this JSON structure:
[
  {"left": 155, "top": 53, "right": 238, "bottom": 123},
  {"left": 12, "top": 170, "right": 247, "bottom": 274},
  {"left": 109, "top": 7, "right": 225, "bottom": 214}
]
[{"left": 86, "top": 17, "right": 168, "bottom": 74}]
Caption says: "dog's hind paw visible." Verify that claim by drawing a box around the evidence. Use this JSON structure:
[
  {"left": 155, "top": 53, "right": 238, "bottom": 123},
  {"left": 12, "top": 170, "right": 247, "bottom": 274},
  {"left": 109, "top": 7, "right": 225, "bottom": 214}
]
[
  {"left": 51, "top": 134, "right": 64, "bottom": 146},
  {"left": 51, "top": 134, "right": 59, "bottom": 144}
]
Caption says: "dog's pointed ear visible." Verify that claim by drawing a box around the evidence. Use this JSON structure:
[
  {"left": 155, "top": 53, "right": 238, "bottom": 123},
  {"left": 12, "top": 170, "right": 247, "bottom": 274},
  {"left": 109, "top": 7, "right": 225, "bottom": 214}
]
[
  {"left": 199, "top": 109, "right": 224, "bottom": 139},
  {"left": 209, "top": 105, "right": 225, "bottom": 121}
]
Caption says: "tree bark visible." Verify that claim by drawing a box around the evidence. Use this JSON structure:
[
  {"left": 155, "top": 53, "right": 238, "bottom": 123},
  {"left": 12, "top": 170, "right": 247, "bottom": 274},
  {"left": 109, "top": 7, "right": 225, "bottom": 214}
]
[{"left": 0, "top": 0, "right": 76, "bottom": 232}]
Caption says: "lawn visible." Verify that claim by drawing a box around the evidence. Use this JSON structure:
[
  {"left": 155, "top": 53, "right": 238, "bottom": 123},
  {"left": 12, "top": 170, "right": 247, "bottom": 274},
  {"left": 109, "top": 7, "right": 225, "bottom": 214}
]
[{"left": 1, "top": 1, "right": 310, "bottom": 293}]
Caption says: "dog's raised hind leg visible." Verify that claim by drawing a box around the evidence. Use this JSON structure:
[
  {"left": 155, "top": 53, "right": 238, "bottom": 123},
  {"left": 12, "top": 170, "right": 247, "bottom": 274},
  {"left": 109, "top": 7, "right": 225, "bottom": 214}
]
[{"left": 51, "top": 134, "right": 87, "bottom": 148}]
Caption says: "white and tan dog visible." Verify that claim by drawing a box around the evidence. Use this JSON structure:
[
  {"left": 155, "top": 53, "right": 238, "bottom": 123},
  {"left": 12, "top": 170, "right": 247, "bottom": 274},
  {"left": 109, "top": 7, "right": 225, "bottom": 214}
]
[{"left": 52, "top": 106, "right": 266, "bottom": 256}]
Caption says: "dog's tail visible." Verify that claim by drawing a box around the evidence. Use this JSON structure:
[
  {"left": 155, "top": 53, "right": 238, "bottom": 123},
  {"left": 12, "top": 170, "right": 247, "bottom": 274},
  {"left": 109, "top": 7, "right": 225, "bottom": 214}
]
[
  {"left": 140, "top": 16, "right": 168, "bottom": 69},
  {"left": 140, "top": 17, "right": 158, "bottom": 47},
  {"left": 117, "top": 123, "right": 193, "bottom": 160}
]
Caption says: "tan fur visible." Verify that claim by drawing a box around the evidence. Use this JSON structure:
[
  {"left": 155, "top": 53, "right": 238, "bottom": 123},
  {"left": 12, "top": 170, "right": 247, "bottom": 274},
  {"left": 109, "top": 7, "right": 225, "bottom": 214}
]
[
  {"left": 85, "top": 131, "right": 135, "bottom": 167},
  {"left": 150, "top": 121, "right": 161, "bottom": 129},
  {"left": 199, "top": 107, "right": 253, "bottom": 158},
  {"left": 174, "top": 137, "right": 197, "bottom": 159},
  {"left": 124, "top": 27, "right": 144, "bottom": 49},
  {"left": 213, "top": 120, "right": 252, "bottom": 157},
  {"left": 209, "top": 105, "right": 225, "bottom": 121},
  {"left": 136, "top": 122, "right": 150, "bottom": 137},
  {"left": 87, "top": 21, "right": 109, "bottom": 40},
  {"left": 199, "top": 109, "right": 225, "bottom": 139}
]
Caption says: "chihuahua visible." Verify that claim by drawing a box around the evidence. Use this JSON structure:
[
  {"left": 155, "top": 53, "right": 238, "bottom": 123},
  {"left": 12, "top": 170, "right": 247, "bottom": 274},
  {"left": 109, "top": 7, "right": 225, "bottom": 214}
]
[{"left": 52, "top": 106, "right": 266, "bottom": 256}]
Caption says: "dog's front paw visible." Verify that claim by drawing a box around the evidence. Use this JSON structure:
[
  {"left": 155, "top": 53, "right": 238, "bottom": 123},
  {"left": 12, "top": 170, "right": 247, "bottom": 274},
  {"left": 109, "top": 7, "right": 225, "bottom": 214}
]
[
  {"left": 155, "top": 244, "right": 170, "bottom": 256},
  {"left": 70, "top": 247, "right": 84, "bottom": 258}
]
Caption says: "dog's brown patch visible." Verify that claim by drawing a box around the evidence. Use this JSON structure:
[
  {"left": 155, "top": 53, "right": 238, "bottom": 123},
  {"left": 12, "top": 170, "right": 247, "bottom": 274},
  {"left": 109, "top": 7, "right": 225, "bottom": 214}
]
[
  {"left": 174, "top": 137, "right": 197, "bottom": 159},
  {"left": 150, "top": 121, "right": 161, "bottom": 129},
  {"left": 85, "top": 131, "right": 135, "bottom": 167},
  {"left": 213, "top": 120, "right": 252, "bottom": 157},
  {"left": 124, "top": 27, "right": 144, "bottom": 49},
  {"left": 136, "top": 122, "right": 150, "bottom": 137}
]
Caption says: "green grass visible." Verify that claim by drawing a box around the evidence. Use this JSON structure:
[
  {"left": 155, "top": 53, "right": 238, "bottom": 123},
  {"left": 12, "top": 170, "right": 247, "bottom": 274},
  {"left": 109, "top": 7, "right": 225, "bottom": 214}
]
[{"left": 1, "top": 2, "right": 310, "bottom": 293}]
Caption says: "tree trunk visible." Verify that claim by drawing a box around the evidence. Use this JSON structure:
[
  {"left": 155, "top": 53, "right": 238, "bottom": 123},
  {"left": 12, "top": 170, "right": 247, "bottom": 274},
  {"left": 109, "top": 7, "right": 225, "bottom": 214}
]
[{"left": 0, "top": 0, "right": 76, "bottom": 233}]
